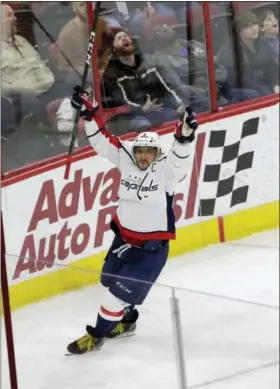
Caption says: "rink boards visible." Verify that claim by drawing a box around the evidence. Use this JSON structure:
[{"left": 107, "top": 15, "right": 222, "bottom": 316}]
[{"left": 2, "top": 100, "right": 279, "bottom": 310}]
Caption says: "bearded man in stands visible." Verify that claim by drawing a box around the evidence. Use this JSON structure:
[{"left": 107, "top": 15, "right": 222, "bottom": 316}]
[{"left": 101, "top": 29, "right": 185, "bottom": 132}]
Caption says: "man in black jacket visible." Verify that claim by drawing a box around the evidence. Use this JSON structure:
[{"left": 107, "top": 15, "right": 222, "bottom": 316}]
[
  {"left": 101, "top": 29, "right": 185, "bottom": 132},
  {"left": 218, "top": 11, "right": 279, "bottom": 98}
]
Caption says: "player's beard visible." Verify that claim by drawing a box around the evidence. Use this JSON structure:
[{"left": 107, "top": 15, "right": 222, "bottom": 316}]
[{"left": 137, "top": 160, "right": 149, "bottom": 170}]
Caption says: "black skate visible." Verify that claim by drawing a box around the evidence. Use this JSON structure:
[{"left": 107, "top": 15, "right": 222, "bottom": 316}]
[
  {"left": 106, "top": 321, "right": 136, "bottom": 339},
  {"left": 66, "top": 325, "right": 105, "bottom": 355},
  {"left": 106, "top": 307, "right": 138, "bottom": 339}
]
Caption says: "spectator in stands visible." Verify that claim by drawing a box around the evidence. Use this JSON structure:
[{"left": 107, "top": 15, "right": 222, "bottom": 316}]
[
  {"left": 142, "top": 14, "right": 227, "bottom": 111},
  {"left": 1, "top": 4, "right": 73, "bottom": 121},
  {"left": 259, "top": 10, "right": 279, "bottom": 65},
  {"left": 4, "top": 2, "right": 36, "bottom": 46},
  {"left": 151, "top": 1, "right": 194, "bottom": 24},
  {"left": 101, "top": 29, "right": 185, "bottom": 131},
  {"left": 218, "top": 11, "right": 279, "bottom": 97},
  {"left": 57, "top": 1, "right": 88, "bottom": 77},
  {"left": 124, "top": 2, "right": 192, "bottom": 33},
  {"left": 57, "top": 2, "right": 111, "bottom": 83},
  {"left": 1, "top": 4, "right": 54, "bottom": 96}
]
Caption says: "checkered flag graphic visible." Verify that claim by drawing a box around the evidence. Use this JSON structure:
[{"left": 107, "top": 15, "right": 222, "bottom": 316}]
[{"left": 199, "top": 117, "right": 260, "bottom": 217}]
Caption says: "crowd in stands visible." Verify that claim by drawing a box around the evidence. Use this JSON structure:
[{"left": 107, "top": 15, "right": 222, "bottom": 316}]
[{"left": 1, "top": 1, "right": 279, "bottom": 171}]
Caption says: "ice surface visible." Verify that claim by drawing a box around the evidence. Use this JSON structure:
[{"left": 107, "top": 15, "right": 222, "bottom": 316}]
[{"left": 1, "top": 229, "right": 279, "bottom": 389}]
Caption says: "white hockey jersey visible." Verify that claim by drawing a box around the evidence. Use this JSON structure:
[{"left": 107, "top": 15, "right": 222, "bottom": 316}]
[
  {"left": 85, "top": 121, "right": 194, "bottom": 245},
  {"left": 57, "top": 99, "right": 194, "bottom": 245}
]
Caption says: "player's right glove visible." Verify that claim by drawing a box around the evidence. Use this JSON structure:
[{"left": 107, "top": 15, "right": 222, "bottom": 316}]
[
  {"left": 174, "top": 107, "right": 198, "bottom": 143},
  {"left": 71, "top": 85, "right": 99, "bottom": 121}
]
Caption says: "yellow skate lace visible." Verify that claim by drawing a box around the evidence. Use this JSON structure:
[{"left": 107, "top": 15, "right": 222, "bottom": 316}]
[
  {"left": 111, "top": 323, "right": 125, "bottom": 336},
  {"left": 77, "top": 334, "right": 95, "bottom": 352}
]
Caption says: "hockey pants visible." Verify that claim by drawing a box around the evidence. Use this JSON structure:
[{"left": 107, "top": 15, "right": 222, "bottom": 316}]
[{"left": 101, "top": 235, "right": 169, "bottom": 305}]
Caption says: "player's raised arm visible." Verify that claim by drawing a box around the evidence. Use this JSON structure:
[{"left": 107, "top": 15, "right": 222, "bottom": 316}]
[
  {"left": 165, "top": 107, "right": 198, "bottom": 184},
  {"left": 57, "top": 87, "right": 122, "bottom": 168}
]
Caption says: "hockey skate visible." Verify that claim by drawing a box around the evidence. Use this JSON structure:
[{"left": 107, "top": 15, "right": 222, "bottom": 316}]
[
  {"left": 106, "top": 307, "right": 138, "bottom": 339},
  {"left": 66, "top": 326, "right": 105, "bottom": 355},
  {"left": 106, "top": 321, "right": 136, "bottom": 340}
]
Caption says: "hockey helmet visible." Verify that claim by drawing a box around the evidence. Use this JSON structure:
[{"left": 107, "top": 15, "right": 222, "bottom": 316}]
[{"left": 133, "top": 132, "right": 161, "bottom": 157}]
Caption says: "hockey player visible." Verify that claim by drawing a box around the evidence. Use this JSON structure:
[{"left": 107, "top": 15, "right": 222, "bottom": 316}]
[{"left": 56, "top": 86, "right": 198, "bottom": 355}]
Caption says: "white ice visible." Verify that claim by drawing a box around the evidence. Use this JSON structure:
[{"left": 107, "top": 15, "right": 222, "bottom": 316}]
[{"left": 1, "top": 229, "right": 279, "bottom": 389}]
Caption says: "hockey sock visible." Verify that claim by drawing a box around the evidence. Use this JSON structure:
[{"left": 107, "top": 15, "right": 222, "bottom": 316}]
[
  {"left": 87, "top": 312, "right": 121, "bottom": 338},
  {"left": 87, "top": 286, "right": 132, "bottom": 338}
]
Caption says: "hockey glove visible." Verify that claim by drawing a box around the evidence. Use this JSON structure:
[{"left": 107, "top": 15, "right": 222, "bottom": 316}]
[
  {"left": 174, "top": 107, "right": 198, "bottom": 143},
  {"left": 71, "top": 85, "right": 99, "bottom": 121}
]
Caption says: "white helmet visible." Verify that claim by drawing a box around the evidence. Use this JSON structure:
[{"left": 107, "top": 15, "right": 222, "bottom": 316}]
[{"left": 133, "top": 132, "right": 161, "bottom": 156}]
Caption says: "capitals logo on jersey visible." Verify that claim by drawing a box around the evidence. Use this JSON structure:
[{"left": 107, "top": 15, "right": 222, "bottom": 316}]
[{"left": 121, "top": 172, "right": 159, "bottom": 200}]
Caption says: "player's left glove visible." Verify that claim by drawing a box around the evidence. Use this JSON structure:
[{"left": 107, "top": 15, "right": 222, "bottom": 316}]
[{"left": 174, "top": 107, "right": 198, "bottom": 143}]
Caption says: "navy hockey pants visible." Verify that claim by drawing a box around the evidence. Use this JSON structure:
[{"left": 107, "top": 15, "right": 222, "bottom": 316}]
[{"left": 101, "top": 235, "right": 169, "bottom": 305}]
